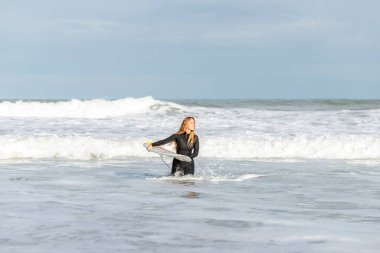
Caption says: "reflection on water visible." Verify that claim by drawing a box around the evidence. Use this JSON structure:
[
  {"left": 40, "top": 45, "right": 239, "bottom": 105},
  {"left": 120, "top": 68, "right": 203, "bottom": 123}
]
[{"left": 180, "top": 191, "right": 200, "bottom": 199}]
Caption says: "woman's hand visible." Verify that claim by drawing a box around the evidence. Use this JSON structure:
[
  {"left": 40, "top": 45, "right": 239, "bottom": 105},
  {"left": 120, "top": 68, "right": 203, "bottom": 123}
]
[{"left": 146, "top": 143, "right": 153, "bottom": 151}]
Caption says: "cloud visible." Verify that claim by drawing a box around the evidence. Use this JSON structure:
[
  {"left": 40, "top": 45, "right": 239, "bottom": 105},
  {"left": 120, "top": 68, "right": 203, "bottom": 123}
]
[
  {"left": 60, "top": 20, "right": 124, "bottom": 32},
  {"left": 1, "top": 0, "right": 379, "bottom": 49},
  {"left": 1, "top": 18, "right": 377, "bottom": 50},
  {"left": 0, "top": 16, "right": 126, "bottom": 43}
]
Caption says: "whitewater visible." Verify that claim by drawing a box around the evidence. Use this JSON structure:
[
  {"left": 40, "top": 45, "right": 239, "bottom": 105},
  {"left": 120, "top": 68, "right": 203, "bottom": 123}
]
[
  {"left": 1, "top": 97, "right": 379, "bottom": 253},
  {"left": 0, "top": 96, "right": 380, "bottom": 162}
]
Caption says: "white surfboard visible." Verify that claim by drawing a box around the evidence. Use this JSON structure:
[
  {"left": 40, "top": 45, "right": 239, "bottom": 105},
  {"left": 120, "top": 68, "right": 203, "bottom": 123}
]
[{"left": 143, "top": 143, "right": 192, "bottom": 162}]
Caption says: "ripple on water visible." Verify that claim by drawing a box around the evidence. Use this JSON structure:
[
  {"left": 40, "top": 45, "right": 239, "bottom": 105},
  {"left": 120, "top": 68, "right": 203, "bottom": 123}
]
[{"left": 204, "top": 219, "right": 257, "bottom": 229}]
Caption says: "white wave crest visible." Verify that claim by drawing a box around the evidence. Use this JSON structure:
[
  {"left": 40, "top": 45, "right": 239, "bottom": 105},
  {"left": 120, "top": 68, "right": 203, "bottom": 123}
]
[
  {"left": 0, "top": 136, "right": 147, "bottom": 160},
  {"left": 0, "top": 96, "right": 186, "bottom": 118},
  {"left": 201, "top": 135, "right": 380, "bottom": 160},
  {"left": 1, "top": 134, "right": 380, "bottom": 161}
]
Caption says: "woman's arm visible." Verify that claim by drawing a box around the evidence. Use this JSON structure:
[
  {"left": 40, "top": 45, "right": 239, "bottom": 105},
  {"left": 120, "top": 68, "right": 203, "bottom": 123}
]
[
  {"left": 189, "top": 136, "right": 199, "bottom": 159},
  {"left": 151, "top": 134, "right": 177, "bottom": 147}
]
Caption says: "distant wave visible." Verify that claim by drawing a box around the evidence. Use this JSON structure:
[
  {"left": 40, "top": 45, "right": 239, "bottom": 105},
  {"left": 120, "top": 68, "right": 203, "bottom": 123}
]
[
  {"left": 0, "top": 96, "right": 186, "bottom": 118},
  {"left": 1, "top": 134, "right": 380, "bottom": 161}
]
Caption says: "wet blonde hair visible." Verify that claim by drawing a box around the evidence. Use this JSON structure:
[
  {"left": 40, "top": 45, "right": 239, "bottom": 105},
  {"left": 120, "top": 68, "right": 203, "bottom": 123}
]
[{"left": 175, "top": 117, "right": 196, "bottom": 146}]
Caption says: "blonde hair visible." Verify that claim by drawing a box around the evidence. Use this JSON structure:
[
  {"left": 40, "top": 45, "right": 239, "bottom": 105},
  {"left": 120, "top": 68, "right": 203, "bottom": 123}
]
[{"left": 175, "top": 117, "right": 196, "bottom": 146}]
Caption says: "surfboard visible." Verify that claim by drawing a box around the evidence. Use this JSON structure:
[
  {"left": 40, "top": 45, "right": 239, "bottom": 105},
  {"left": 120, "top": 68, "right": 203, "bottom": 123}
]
[{"left": 143, "top": 143, "right": 192, "bottom": 162}]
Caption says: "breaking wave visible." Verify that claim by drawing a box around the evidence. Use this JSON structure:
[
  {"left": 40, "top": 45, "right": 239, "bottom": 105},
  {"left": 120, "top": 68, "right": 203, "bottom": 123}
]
[
  {"left": 1, "top": 134, "right": 380, "bottom": 161},
  {"left": 0, "top": 96, "right": 186, "bottom": 118}
]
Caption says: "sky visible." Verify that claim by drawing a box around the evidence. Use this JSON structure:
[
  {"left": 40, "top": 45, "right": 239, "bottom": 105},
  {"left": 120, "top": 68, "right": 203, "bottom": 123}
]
[{"left": 0, "top": 0, "right": 379, "bottom": 99}]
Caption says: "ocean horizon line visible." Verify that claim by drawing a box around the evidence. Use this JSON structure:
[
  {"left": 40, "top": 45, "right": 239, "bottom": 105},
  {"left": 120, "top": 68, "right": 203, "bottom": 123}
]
[{"left": 0, "top": 97, "right": 379, "bottom": 102}]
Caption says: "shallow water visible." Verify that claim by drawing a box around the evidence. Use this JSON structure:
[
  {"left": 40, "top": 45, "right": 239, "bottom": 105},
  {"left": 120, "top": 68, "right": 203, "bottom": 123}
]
[
  {"left": 1, "top": 97, "right": 380, "bottom": 252},
  {"left": 1, "top": 158, "right": 379, "bottom": 253}
]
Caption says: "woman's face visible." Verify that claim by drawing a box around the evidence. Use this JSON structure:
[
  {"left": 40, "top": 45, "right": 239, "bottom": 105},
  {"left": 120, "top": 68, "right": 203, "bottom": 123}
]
[{"left": 187, "top": 118, "right": 195, "bottom": 131}]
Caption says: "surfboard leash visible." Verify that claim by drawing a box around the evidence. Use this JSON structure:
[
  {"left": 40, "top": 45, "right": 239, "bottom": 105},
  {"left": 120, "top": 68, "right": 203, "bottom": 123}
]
[{"left": 160, "top": 155, "right": 172, "bottom": 170}]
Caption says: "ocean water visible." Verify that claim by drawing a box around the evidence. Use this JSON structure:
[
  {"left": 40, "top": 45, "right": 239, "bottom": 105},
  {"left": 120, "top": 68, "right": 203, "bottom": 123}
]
[{"left": 0, "top": 97, "right": 379, "bottom": 252}]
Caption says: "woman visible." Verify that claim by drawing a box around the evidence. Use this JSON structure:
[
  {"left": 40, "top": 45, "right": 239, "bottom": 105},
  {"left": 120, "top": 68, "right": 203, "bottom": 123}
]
[{"left": 147, "top": 117, "right": 199, "bottom": 176}]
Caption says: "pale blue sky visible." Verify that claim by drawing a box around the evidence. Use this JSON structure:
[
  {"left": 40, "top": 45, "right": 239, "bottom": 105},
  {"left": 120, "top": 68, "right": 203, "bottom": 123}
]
[{"left": 1, "top": 0, "right": 379, "bottom": 99}]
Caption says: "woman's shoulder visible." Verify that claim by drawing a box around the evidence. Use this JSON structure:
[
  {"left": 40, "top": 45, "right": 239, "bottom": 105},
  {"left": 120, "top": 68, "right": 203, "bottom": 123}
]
[{"left": 171, "top": 133, "right": 182, "bottom": 138}]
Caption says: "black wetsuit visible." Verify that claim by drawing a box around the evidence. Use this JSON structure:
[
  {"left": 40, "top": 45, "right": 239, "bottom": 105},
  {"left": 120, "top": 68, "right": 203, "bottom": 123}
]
[{"left": 152, "top": 133, "right": 199, "bottom": 175}]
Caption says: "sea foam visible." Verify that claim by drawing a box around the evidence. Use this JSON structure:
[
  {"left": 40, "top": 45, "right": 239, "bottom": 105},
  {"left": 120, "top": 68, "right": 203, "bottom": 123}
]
[
  {"left": 0, "top": 96, "right": 185, "bottom": 118},
  {"left": 1, "top": 134, "right": 379, "bottom": 161}
]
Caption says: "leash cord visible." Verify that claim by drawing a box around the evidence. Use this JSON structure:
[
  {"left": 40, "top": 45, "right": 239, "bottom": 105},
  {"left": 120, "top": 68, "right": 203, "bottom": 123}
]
[
  {"left": 160, "top": 155, "right": 171, "bottom": 170},
  {"left": 160, "top": 155, "right": 192, "bottom": 171}
]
